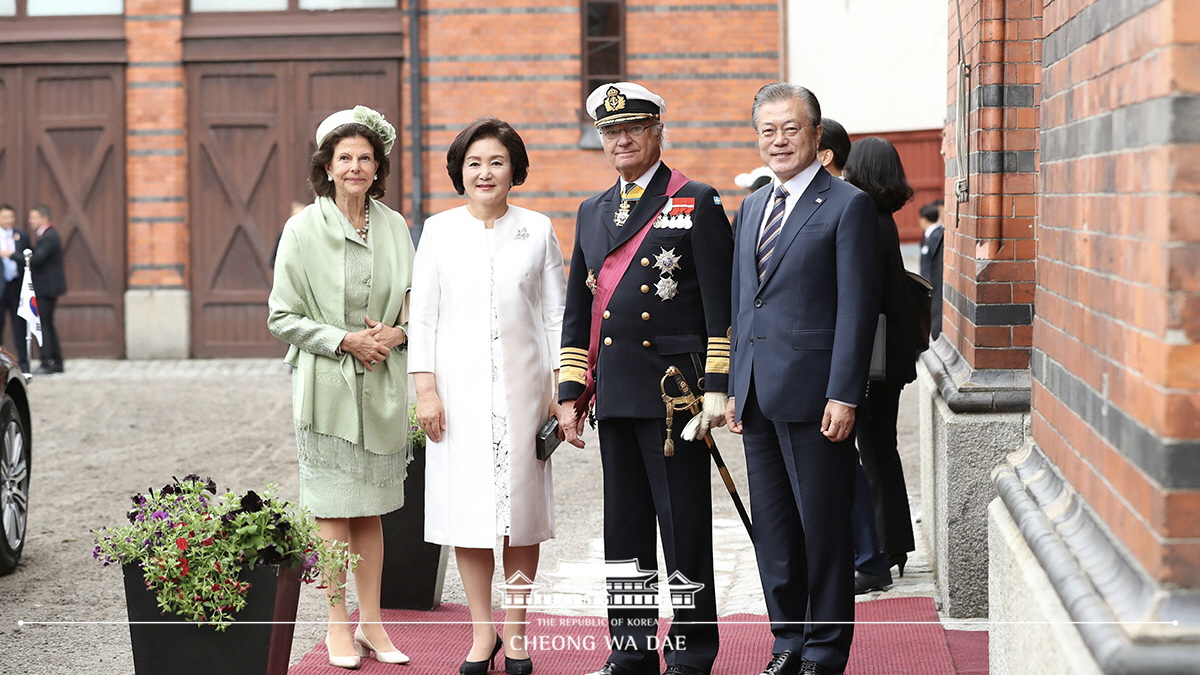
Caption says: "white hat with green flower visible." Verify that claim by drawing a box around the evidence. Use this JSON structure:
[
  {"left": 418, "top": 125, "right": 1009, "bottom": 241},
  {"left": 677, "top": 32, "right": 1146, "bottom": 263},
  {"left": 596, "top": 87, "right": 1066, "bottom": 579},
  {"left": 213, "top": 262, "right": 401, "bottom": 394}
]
[{"left": 316, "top": 105, "right": 396, "bottom": 155}]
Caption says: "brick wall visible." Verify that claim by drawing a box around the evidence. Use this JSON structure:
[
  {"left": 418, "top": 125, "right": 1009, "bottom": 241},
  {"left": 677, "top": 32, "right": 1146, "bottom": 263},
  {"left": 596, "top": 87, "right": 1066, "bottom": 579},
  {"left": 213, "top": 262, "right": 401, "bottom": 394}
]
[
  {"left": 1033, "top": 0, "right": 1200, "bottom": 585},
  {"left": 124, "top": 0, "right": 187, "bottom": 290},
  {"left": 942, "top": 0, "right": 1040, "bottom": 371},
  {"left": 411, "top": 0, "right": 779, "bottom": 260}
]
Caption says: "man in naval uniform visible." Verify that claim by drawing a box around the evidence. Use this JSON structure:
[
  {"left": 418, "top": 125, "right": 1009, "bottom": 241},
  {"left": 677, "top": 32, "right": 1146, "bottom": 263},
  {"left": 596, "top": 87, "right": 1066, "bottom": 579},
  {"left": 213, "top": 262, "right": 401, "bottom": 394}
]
[{"left": 556, "top": 82, "right": 733, "bottom": 675}]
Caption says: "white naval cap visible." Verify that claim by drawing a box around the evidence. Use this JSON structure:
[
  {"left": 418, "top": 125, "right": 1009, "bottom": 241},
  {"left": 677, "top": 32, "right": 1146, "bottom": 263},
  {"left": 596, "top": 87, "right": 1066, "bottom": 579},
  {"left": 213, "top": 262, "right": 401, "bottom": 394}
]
[{"left": 586, "top": 82, "right": 667, "bottom": 128}]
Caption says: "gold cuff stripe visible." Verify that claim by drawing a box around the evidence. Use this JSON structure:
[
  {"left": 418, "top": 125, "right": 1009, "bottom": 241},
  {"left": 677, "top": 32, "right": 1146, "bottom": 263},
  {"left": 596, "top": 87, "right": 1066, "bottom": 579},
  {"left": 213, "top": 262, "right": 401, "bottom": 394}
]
[
  {"left": 560, "top": 366, "right": 588, "bottom": 386},
  {"left": 705, "top": 356, "right": 730, "bottom": 374}
]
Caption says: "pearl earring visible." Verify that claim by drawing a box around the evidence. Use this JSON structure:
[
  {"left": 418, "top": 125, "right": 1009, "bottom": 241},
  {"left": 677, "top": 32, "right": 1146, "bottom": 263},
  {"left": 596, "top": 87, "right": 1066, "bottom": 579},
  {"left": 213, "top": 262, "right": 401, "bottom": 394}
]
[
  {"left": 327, "top": 173, "right": 333, "bottom": 182},
  {"left": 374, "top": 174, "right": 378, "bottom": 180}
]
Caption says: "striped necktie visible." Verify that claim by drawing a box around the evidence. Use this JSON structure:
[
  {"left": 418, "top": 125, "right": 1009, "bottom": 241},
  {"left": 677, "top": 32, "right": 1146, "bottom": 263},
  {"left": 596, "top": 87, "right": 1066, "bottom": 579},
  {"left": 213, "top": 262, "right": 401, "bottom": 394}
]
[{"left": 756, "top": 184, "right": 789, "bottom": 281}]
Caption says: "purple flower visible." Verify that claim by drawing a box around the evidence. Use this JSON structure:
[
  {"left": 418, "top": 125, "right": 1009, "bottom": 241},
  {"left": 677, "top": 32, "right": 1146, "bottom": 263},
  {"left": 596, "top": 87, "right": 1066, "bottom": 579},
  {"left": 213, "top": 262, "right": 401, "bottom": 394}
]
[{"left": 151, "top": 510, "right": 169, "bottom": 520}]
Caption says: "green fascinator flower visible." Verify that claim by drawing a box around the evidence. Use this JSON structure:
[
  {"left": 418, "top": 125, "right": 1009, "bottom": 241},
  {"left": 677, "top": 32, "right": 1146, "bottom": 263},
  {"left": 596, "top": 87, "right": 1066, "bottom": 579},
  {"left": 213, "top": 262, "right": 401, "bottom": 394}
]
[{"left": 352, "top": 105, "right": 396, "bottom": 155}]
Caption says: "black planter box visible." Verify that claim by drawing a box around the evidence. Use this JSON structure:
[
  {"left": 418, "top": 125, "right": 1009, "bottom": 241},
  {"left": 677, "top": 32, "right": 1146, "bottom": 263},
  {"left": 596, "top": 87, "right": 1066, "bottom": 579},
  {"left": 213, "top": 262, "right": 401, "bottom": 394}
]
[
  {"left": 122, "top": 563, "right": 301, "bottom": 675},
  {"left": 380, "top": 443, "right": 448, "bottom": 610}
]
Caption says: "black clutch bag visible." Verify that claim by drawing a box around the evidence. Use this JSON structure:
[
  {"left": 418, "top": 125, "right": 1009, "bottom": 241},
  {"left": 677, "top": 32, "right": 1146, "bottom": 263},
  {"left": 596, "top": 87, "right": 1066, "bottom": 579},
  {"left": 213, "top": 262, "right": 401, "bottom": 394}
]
[{"left": 536, "top": 416, "right": 562, "bottom": 461}]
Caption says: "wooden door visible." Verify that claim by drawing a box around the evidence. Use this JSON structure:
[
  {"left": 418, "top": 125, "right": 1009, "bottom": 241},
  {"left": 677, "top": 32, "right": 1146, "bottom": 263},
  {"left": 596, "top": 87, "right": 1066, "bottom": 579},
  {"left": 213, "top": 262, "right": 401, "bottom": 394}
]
[
  {"left": 0, "top": 65, "right": 126, "bottom": 358},
  {"left": 188, "top": 60, "right": 401, "bottom": 357}
]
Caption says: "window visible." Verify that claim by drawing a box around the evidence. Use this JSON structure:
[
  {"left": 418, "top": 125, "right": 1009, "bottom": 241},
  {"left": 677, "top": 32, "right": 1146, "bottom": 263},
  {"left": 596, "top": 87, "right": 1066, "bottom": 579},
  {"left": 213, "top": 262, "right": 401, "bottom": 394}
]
[
  {"left": 582, "top": 0, "right": 625, "bottom": 116},
  {"left": 0, "top": 0, "right": 122, "bottom": 15},
  {"left": 189, "top": 0, "right": 394, "bottom": 11}
]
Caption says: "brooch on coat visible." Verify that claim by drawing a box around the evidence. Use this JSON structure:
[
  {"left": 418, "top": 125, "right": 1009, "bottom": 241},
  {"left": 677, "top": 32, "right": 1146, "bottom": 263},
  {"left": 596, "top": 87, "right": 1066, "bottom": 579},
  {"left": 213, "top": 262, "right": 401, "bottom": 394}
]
[
  {"left": 653, "top": 198, "right": 695, "bottom": 229},
  {"left": 614, "top": 200, "right": 632, "bottom": 227},
  {"left": 586, "top": 269, "right": 598, "bottom": 295},
  {"left": 653, "top": 247, "right": 682, "bottom": 301},
  {"left": 514, "top": 227, "right": 529, "bottom": 240}
]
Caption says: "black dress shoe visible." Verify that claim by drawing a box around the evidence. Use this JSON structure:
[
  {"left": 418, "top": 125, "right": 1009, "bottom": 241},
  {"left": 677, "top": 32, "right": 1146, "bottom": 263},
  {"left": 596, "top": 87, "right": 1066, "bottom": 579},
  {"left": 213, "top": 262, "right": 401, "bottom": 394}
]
[
  {"left": 460, "top": 635, "right": 503, "bottom": 675},
  {"left": 506, "top": 656, "right": 533, "bottom": 675},
  {"left": 799, "top": 660, "right": 843, "bottom": 675},
  {"left": 888, "top": 552, "right": 908, "bottom": 577},
  {"left": 854, "top": 569, "right": 893, "bottom": 594},
  {"left": 34, "top": 364, "right": 53, "bottom": 375},
  {"left": 758, "top": 651, "right": 803, "bottom": 675},
  {"left": 663, "top": 665, "right": 708, "bottom": 675},
  {"left": 586, "top": 664, "right": 654, "bottom": 675}
]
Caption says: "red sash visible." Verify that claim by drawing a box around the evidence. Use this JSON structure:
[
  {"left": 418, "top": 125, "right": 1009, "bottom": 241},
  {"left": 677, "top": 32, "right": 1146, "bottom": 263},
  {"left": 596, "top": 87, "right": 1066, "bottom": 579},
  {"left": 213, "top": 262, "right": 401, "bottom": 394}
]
[{"left": 574, "top": 169, "right": 690, "bottom": 416}]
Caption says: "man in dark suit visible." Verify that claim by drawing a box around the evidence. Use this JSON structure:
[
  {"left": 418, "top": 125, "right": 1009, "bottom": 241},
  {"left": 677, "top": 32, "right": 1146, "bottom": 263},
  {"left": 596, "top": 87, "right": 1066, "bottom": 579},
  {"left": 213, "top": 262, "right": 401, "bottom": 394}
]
[
  {"left": 0, "top": 204, "right": 31, "bottom": 372},
  {"left": 724, "top": 83, "right": 881, "bottom": 675},
  {"left": 557, "top": 82, "right": 733, "bottom": 675},
  {"left": 919, "top": 201, "right": 944, "bottom": 339},
  {"left": 29, "top": 205, "right": 66, "bottom": 374}
]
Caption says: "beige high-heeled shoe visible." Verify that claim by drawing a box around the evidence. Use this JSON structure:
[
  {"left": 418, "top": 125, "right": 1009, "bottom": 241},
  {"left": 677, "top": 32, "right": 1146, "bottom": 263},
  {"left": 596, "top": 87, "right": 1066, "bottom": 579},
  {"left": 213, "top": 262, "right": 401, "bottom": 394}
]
[
  {"left": 354, "top": 625, "right": 411, "bottom": 664},
  {"left": 326, "top": 634, "right": 362, "bottom": 669}
]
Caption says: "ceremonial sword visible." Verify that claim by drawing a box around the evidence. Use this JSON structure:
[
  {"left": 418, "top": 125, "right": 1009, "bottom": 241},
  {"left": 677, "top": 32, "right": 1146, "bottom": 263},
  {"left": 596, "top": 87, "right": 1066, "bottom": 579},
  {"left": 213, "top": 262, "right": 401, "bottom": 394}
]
[{"left": 661, "top": 366, "right": 754, "bottom": 538}]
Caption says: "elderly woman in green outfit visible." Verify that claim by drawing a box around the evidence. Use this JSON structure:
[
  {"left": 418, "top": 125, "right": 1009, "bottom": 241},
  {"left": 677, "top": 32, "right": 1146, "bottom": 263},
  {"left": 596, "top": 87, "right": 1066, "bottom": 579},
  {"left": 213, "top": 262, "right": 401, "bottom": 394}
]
[{"left": 269, "top": 106, "right": 415, "bottom": 670}]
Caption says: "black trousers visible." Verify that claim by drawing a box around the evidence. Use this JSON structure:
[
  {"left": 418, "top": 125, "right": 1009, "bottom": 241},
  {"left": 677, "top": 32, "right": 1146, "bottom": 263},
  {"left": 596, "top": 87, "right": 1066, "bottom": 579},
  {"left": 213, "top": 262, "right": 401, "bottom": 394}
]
[
  {"left": 741, "top": 384, "right": 856, "bottom": 672},
  {"left": 598, "top": 417, "right": 718, "bottom": 674},
  {"left": 37, "top": 295, "right": 62, "bottom": 368},
  {"left": 856, "top": 379, "right": 915, "bottom": 556},
  {"left": 0, "top": 280, "right": 28, "bottom": 370}
]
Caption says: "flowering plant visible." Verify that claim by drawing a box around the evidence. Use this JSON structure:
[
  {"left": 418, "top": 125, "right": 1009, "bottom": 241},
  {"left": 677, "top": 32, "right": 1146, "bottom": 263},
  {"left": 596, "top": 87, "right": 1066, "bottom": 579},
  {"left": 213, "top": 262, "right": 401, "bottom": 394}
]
[
  {"left": 409, "top": 403, "right": 426, "bottom": 451},
  {"left": 93, "top": 475, "right": 358, "bottom": 630}
]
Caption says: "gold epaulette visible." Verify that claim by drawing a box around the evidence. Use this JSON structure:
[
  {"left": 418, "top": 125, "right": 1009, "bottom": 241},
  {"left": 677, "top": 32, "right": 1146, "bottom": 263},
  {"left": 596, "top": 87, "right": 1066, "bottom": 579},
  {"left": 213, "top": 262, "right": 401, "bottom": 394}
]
[
  {"left": 705, "top": 335, "right": 730, "bottom": 374},
  {"left": 560, "top": 346, "right": 589, "bottom": 385}
]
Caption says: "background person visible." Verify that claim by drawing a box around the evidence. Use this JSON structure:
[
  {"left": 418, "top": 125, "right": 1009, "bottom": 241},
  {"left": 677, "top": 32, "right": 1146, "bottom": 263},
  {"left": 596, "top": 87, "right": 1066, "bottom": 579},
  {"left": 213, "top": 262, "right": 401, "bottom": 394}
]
[
  {"left": 28, "top": 205, "right": 65, "bottom": 375},
  {"left": 816, "top": 117, "right": 893, "bottom": 594},
  {"left": 268, "top": 105, "right": 413, "bottom": 670},
  {"left": 816, "top": 117, "right": 851, "bottom": 179},
  {"left": 843, "top": 136, "right": 920, "bottom": 582},
  {"left": 408, "top": 117, "right": 564, "bottom": 675},
  {"left": 0, "top": 204, "right": 30, "bottom": 372},
  {"left": 725, "top": 83, "right": 881, "bottom": 675},
  {"left": 557, "top": 82, "right": 732, "bottom": 675},
  {"left": 919, "top": 200, "right": 945, "bottom": 340}
]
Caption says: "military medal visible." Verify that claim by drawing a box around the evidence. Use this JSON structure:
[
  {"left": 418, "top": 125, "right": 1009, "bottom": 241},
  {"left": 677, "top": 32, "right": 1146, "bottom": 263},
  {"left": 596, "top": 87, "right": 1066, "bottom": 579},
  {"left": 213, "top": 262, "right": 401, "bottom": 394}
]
[
  {"left": 655, "top": 276, "right": 678, "bottom": 301},
  {"left": 614, "top": 200, "right": 631, "bottom": 227},
  {"left": 586, "top": 269, "right": 598, "bottom": 295},
  {"left": 653, "top": 247, "right": 682, "bottom": 274},
  {"left": 654, "top": 198, "right": 695, "bottom": 229}
]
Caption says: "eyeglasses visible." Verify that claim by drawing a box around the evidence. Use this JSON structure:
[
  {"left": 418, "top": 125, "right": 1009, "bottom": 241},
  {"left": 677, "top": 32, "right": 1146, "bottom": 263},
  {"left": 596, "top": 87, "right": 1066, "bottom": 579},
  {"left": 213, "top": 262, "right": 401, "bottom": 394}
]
[
  {"left": 757, "top": 124, "right": 811, "bottom": 141},
  {"left": 600, "top": 124, "right": 655, "bottom": 140}
]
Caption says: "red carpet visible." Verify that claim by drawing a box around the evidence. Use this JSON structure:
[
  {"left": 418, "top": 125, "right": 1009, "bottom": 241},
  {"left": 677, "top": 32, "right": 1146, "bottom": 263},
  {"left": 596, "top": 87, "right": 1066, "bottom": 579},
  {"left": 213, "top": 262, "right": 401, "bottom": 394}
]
[
  {"left": 944, "top": 630, "right": 989, "bottom": 675},
  {"left": 290, "top": 598, "right": 974, "bottom": 674}
]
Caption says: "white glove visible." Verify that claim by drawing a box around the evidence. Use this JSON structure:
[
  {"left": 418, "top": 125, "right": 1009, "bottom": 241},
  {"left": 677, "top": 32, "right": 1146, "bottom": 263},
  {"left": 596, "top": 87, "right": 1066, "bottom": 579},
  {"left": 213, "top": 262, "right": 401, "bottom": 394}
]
[{"left": 682, "top": 392, "right": 729, "bottom": 441}]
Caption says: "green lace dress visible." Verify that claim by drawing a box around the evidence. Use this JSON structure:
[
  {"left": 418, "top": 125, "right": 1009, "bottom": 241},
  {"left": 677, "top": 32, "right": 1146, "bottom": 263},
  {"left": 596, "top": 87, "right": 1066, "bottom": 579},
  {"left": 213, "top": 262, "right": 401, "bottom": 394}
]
[{"left": 274, "top": 222, "right": 410, "bottom": 518}]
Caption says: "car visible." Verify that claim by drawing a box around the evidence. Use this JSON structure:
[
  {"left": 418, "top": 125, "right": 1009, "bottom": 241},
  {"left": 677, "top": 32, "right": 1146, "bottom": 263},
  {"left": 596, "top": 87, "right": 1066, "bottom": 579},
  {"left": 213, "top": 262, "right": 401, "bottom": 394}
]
[{"left": 0, "top": 346, "right": 30, "bottom": 575}]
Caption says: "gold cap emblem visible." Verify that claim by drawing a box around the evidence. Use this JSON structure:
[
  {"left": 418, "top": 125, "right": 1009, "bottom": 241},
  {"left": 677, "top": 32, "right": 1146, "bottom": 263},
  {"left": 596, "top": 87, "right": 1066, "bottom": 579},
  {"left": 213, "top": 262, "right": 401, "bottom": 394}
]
[{"left": 604, "top": 86, "right": 627, "bottom": 113}]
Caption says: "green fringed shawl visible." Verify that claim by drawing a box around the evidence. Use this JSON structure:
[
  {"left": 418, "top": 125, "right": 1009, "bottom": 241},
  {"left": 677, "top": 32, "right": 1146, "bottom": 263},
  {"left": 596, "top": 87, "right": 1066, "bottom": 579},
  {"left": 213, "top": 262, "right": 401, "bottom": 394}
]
[{"left": 269, "top": 196, "right": 414, "bottom": 455}]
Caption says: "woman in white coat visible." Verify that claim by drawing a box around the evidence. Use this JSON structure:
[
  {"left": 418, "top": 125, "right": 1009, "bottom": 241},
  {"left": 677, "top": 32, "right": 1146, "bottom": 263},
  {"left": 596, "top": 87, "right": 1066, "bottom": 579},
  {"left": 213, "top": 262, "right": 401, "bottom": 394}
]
[{"left": 408, "top": 118, "right": 565, "bottom": 675}]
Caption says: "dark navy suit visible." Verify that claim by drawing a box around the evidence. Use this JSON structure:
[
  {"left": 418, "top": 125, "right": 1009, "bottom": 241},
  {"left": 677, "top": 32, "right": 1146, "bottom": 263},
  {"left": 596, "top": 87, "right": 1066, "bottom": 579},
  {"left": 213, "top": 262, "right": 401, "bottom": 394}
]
[
  {"left": 30, "top": 226, "right": 66, "bottom": 370},
  {"left": 560, "top": 162, "right": 732, "bottom": 674},
  {"left": 728, "top": 165, "right": 880, "bottom": 671}
]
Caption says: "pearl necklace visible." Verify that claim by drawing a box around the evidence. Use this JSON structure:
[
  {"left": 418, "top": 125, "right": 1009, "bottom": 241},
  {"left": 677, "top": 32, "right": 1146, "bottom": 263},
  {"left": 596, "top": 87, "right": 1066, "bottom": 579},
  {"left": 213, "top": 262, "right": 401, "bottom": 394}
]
[{"left": 355, "top": 203, "right": 370, "bottom": 241}]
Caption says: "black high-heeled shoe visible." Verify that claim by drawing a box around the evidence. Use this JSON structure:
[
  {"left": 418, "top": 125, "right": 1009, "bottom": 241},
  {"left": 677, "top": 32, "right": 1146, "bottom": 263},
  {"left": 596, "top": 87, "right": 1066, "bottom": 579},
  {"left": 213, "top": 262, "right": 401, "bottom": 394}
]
[
  {"left": 460, "top": 635, "right": 503, "bottom": 675},
  {"left": 888, "top": 552, "right": 908, "bottom": 578},
  {"left": 505, "top": 656, "right": 533, "bottom": 675}
]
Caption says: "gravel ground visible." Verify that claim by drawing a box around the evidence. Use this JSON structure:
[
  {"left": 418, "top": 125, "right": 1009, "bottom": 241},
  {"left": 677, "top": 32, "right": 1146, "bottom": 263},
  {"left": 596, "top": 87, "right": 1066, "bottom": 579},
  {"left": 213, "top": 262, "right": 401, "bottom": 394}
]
[{"left": 0, "top": 358, "right": 924, "bottom": 675}]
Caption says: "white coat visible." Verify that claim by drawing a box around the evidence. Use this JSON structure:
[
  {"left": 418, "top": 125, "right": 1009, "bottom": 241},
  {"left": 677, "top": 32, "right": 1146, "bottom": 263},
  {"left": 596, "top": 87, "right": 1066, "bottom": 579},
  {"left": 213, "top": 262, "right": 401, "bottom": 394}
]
[{"left": 408, "top": 205, "right": 565, "bottom": 548}]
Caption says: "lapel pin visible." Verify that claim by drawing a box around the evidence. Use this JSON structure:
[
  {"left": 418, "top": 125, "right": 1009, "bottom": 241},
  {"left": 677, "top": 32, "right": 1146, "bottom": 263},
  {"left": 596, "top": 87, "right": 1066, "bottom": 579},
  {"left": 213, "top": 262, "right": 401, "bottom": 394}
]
[{"left": 815, "top": 197, "right": 824, "bottom": 204}]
